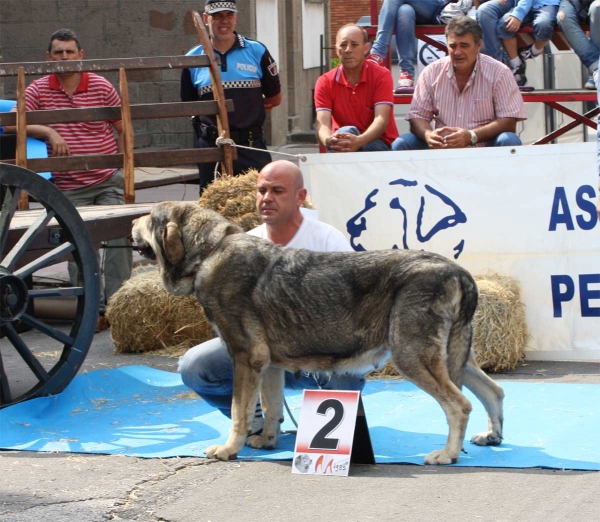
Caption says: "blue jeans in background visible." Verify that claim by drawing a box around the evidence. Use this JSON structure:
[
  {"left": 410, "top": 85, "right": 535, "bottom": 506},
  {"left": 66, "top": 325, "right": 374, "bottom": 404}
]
[
  {"left": 476, "top": 0, "right": 516, "bottom": 64},
  {"left": 391, "top": 131, "right": 522, "bottom": 150},
  {"left": 497, "top": 5, "right": 559, "bottom": 43},
  {"left": 370, "top": 0, "right": 446, "bottom": 78},
  {"left": 557, "top": 0, "right": 600, "bottom": 70},
  {"left": 178, "top": 337, "right": 366, "bottom": 418}
]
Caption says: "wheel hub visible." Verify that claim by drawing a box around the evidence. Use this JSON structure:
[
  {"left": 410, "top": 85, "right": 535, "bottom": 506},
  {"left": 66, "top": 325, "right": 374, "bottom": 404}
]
[{"left": 0, "top": 267, "right": 29, "bottom": 323}]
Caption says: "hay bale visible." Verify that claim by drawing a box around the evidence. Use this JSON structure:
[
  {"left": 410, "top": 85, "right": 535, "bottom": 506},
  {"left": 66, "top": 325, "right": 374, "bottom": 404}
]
[
  {"left": 106, "top": 268, "right": 213, "bottom": 355},
  {"left": 370, "top": 273, "right": 528, "bottom": 378},
  {"left": 471, "top": 273, "right": 528, "bottom": 373}
]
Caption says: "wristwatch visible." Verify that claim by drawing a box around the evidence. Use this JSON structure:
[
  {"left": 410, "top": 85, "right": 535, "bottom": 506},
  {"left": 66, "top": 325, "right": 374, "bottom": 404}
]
[{"left": 469, "top": 130, "right": 478, "bottom": 146}]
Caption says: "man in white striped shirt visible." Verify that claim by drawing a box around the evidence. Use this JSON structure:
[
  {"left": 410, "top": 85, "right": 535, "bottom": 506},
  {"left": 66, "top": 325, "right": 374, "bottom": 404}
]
[{"left": 392, "top": 16, "right": 527, "bottom": 151}]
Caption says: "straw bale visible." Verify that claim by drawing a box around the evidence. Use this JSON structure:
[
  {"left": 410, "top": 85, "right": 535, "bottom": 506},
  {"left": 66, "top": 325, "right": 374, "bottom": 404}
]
[
  {"left": 106, "top": 267, "right": 213, "bottom": 355},
  {"left": 371, "top": 273, "right": 528, "bottom": 378}
]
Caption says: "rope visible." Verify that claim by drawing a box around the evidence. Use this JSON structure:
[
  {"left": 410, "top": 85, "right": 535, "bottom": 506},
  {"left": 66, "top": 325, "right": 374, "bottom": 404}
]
[{"left": 215, "top": 133, "right": 308, "bottom": 162}]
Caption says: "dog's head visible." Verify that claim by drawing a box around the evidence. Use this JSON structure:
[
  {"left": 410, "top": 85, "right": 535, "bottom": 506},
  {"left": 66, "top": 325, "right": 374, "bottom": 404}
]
[{"left": 132, "top": 202, "right": 243, "bottom": 296}]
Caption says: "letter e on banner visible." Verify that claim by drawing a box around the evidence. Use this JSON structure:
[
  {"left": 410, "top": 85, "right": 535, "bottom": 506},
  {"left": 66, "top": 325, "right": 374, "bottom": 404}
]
[{"left": 292, "top": 390, "right": 361, "bottom": 477}]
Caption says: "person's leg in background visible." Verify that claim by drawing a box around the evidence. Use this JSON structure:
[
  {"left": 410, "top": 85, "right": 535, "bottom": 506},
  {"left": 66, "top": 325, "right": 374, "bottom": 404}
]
[
  {"left": 476, "top": 0, "right": 516, "bottom": 64},
  {"left": 369, "top": 0, "right": 404, "bottom": 65}
]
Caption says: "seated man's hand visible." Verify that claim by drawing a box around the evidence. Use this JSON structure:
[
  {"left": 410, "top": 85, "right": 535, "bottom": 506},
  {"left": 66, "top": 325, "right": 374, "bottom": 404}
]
[
  {"left": 505, "top": 16, "right": 521, "bottom": 33},
  {"left": 327, "top": 132, "right": 362, "bottom": 153},
  {"left": 424, "top": 128, "right": 447, "bottom": 149},
  {"left": 47, "top": 129, "right": 70, "bottom": 156},
  {"left": 438, "top": 126, "right": 470, "bottom": 149}
]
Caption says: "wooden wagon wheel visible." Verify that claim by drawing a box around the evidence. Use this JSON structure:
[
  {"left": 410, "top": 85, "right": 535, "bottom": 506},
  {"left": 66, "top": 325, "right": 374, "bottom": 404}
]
[{"left": 0, "top": 165, "right": 100, "bottom": 408}]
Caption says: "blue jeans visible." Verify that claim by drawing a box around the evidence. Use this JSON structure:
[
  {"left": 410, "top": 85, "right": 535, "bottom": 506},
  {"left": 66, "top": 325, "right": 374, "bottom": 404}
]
[
  {"left": 497, "top": 5, "right": 559, "bottom": 42},
  {"left": 391, "top": 131, "right": 522, "bottom": 150},
  {"left": 476, "top": 0, "right": 516, "bottom": 64},
  {"left": 330, "top": 125, "right": 391, "bottom": 152},
  {"left": 178, "top": 337, "right": 366, "bottom": 418},
  {"left": 370, "top": 0, "right": 445, "bottom": 78},
  {"left": 557, "top": 0, "right": 600, "bottom": 69}
]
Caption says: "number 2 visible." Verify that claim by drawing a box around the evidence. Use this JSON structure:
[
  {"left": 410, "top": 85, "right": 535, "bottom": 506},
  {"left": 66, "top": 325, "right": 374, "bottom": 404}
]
[{"left": 309, "top": 398, "right": 344, "bottom": 450}]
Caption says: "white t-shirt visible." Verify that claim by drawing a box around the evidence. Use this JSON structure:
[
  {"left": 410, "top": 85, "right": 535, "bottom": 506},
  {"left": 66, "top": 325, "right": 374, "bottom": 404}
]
[{"left": 248, "top": 216, "right": 352, "bottom": 253}]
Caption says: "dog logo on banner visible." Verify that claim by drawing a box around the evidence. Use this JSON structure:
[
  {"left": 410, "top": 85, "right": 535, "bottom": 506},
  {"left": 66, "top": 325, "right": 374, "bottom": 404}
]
[{"left": 346, "top": 178, "right": 467, "bottom": 259}]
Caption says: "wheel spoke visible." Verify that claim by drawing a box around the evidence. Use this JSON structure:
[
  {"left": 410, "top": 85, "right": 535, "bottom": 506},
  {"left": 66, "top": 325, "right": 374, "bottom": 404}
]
[
  {"left": 5, "top": 322, "right": 51, "bottom": 382},
  {"left": 19, "top": 313, "right": 75, "bottom": 346},
  {"left": 0, "top": 349, "right": 12, "bottom": 406},
  {"left": 14, "top": 241, "right": 76, "bottom": 280},
  {"left": 2, "top": 209, "right": 56, "bottom": 271},
  {"left": 29, "top": 286, "right": 84, "bottom": 298},
  {"left": 0, "top": 185, "right": 21, "bottom": 259}
]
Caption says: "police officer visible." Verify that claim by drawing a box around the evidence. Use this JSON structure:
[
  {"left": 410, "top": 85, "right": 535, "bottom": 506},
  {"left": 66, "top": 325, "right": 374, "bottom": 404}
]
[{"left": 181, "top": 0, "right": 282, "bottom": 191}]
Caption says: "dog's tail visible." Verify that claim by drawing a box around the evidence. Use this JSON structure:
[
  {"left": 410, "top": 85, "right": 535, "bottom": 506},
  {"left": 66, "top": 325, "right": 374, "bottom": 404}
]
[{"left": 446, "top": 271, "right": 478, "bottom": 389}]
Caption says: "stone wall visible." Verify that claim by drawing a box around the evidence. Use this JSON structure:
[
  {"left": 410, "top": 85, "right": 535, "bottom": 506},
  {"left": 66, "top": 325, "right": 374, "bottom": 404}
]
[{"left": 0, "top": 0, "right": 255, "bottom": 149}]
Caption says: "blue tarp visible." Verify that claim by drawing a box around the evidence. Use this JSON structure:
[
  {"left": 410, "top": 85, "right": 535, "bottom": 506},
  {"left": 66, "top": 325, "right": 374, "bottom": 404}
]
[{"left": 0, "top": 365, "right": 598, "bottom": 470}]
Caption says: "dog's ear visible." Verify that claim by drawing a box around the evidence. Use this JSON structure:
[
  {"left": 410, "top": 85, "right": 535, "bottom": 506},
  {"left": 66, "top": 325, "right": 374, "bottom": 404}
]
[{"left": 163, "top": 222, "right": 185, "bottom": 265}]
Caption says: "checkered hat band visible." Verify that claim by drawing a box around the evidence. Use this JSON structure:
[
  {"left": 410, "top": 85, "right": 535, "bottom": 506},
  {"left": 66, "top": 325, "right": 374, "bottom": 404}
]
[
  {"left": 205, "top": 2, "right": 237, "bottom": 13},
  {"left": 199, "top": 80, "right": 261, "bottom": 96}
]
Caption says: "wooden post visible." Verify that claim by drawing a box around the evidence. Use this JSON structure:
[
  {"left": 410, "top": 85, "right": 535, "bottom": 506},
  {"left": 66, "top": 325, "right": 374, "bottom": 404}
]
[
  {"left": 16, "top": 67, "right": 29, "bottom": 210},
  {"left": 119, "top": 68, "right": 135, "bottom": 204},
  {"left": 192, "top": 10, "right": 234, "bottom": 178}
]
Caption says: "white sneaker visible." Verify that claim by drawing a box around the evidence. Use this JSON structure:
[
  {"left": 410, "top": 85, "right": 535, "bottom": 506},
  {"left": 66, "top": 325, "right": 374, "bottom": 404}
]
[{"left": 250, "top": 415, "right": 264, "bottom": 436}]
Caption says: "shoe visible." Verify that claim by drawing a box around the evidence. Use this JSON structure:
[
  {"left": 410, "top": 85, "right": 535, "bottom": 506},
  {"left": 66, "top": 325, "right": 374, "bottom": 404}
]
[
  {"left": 394, "top": 70, "right": 414, "bottom": 94},
  {"left": 95, "top": 314, "right": 109, "bottom": 333},
  {"left": 518, "top": 44, "right": 535, "bottom": 62},
  {"left": 366, "top": 53, "right": 384, "bottom": 67},
  {"left": 585, "top": 73, "right": 595, "bottom": 90},
  {"left": 250, "top": 415, "right": 264, "bottom": 436},
  {"left": 512, "top": 60, "right": 527, "bottom": 88}
]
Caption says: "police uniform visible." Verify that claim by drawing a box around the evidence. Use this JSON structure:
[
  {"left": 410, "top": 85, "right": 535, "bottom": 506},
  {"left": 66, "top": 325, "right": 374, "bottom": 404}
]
[{"left": 181, "top": 32, "right": 281, "bottom": 190}]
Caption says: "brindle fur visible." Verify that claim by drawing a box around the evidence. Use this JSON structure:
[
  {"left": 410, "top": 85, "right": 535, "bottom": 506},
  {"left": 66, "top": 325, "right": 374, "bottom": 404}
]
[{"left": 132, "top": 201, "right": 505, "bottom": 463}]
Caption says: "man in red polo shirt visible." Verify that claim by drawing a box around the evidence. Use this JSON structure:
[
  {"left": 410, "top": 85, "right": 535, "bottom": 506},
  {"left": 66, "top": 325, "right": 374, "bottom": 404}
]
[
  {"left": 7, "top": 29, "right": 132, "bottom": 331},
  {"left": 314, "top": 24, "right": 399, "bottom": 153}
]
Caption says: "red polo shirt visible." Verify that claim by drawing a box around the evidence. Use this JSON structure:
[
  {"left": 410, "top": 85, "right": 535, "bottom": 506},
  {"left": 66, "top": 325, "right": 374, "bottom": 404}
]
[
  {"left": 314, "top": 61, "right": 398, "bottom": 147},
  {"left": 25, "top": 72, "right": 121, "bottom": 190}
]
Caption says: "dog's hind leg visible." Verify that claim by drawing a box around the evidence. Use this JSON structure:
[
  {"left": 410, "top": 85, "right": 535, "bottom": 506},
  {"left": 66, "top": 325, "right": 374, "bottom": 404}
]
[
  {"left": 391, "top": 316, "right": 472, "bottom": 465},
  {"left": 463, "top": 351, "right": 505, "bottom": 446},
  {"left": 247, "top": 366, "right": 284, "bottom": 450},
  {"left": 205, "top": 350, "right": 268, "bottom": 461}
]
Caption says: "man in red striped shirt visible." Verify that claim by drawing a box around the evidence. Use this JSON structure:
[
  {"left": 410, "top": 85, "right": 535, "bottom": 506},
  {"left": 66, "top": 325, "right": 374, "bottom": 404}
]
[
  {"left": 7, "top": 29, "right": 132, "bottom": 331},
  {"left": 392, "top": 16, "right": 527, "bottom": 151}
]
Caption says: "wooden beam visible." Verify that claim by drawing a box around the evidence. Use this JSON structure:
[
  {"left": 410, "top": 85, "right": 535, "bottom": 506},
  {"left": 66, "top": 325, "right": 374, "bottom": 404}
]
[
  {"left": 0, "top": 100, "right": 235, "bottom": 126},
  {"left": 9, "top": 147, "right": 233, "bottom": 173},
  {"left": 119, "top": 68, "right": 135, "bottom": 204},
  {"left": 192, "top": 11, "right": 234, "bottom": 177},
  {"left": 0, "top": 55, "right": 213, "bottom": 77},
  {"left": 15, "top": 67, "right": 29, "bottom": 210}
]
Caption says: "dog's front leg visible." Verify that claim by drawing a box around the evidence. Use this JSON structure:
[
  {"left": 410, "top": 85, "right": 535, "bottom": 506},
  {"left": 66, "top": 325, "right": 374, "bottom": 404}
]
[
  {"left": 247, "top": 366, "right": 284, "bottom": 450},
  {"left": 205, "top": 356, "right": 264, "bottom": 461}
]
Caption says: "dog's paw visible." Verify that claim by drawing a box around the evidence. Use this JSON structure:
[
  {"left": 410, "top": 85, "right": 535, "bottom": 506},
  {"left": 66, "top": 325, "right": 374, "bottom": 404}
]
[
  {"left": 246, "top": 433, "right": 279, "bottom": 450},
  {"left": 204, "top": 444, "right": 238, "bottom": 461},
  {"left": 424, "top": 449, "right": 458, "bottom": 465},
  {"left": 470, "top": 431, "right": 502, "bottom": 446}
]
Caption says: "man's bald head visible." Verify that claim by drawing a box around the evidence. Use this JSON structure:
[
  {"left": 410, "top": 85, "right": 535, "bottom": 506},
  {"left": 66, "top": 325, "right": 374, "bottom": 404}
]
[{"left": 256, "top": 160, "right": 307, "bottom": 226}]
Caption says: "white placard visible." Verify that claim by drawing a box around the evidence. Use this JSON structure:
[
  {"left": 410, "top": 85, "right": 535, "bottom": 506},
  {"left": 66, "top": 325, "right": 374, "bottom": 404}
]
[{"left": 292, "top": 390, "right": 360, "bottom": 476}]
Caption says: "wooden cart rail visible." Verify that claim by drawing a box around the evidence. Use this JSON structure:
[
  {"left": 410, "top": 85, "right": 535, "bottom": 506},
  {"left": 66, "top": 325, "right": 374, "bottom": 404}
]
[{"left": 0, "top": 11, "right": 233, "bottom": 208}]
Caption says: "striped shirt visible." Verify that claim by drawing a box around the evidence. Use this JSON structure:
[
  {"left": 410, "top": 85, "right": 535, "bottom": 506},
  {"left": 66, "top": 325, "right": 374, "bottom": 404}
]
[
  {"left": 25, "top": 73, "right": 121, "bottom": 190},
  {"left": 406, "top": 54, "right": 527, "bottom": 147}
]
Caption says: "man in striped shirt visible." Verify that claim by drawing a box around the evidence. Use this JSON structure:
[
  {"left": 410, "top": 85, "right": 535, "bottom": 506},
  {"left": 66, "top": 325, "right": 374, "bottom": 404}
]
[
  {"left": 392, "top": 16, "right": 527, "bottom": 151},
  {"left": 7, "top": 29, "right": 132, "bottom": 331}
]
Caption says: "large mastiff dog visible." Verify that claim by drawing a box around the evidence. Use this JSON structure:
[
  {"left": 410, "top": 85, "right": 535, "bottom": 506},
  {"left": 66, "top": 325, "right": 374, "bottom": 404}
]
[{"left": 132, "top": 201, "right": 504, "bottom": 463}]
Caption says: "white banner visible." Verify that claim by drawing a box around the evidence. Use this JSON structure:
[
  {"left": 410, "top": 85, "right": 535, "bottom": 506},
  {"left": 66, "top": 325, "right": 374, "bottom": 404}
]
[{"left": 301, "top": 143, "right": 600, "bottom": 361}]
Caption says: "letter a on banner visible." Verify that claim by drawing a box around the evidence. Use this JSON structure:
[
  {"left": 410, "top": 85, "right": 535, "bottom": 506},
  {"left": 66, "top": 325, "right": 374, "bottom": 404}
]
[{"left": 292, "top": 390, "right": 374, "bottom": 477}]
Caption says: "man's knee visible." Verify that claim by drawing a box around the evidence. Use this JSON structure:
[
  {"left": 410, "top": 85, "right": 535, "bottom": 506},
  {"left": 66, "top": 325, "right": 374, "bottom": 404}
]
[
  {"left": 491, "top": 132, "right": 522, "bottom": 147},
  {"left": 391, "top": 132, "right": 426, "bottom": 151},
  {"left": 337, "top": 125, "right": 360, "bottom": 136},
  {"left": 178, "top": 337, "right": 231, "bottom": 392}
]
